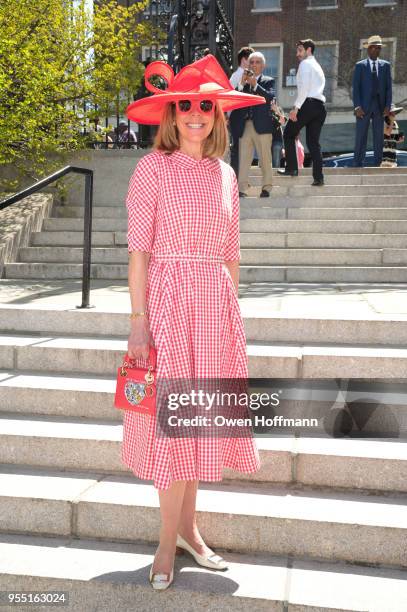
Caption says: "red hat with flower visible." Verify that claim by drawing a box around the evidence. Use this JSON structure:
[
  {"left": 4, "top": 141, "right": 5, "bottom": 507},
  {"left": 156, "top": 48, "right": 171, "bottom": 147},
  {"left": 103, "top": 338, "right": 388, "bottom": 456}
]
[{"left": 125, "top": 54, "right": 266, "bottom": 125}]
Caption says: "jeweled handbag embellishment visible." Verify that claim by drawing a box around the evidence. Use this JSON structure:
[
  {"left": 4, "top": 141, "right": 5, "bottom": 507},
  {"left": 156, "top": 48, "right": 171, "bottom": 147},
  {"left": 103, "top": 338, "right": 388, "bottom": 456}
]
[{"left": 125, "top": 380, "right": 146, "bottom": 405}]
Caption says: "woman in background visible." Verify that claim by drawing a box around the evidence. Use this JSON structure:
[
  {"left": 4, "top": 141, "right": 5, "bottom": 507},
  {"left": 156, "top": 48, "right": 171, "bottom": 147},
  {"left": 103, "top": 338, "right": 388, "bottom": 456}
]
[{"left": 381, "top": 105, "right": 404, "bottom": 167}]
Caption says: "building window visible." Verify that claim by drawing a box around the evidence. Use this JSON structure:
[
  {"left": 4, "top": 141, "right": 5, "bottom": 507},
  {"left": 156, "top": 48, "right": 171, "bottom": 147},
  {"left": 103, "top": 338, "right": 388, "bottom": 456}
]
[
  {"left": 308, "top": 0, "right": 338, "bottom": 8},
  {"left": 142, "top": 46, "right": 158, "bottom": 62},
  {"left": 253, "top": 0, "right": 281, "bottom": 11},
  {"left": 364, "top": 0, "right": 397, "bottom": 5},
  {"left": 314, "top": 42, "right": 338, "bottom": 103},
  {"left": 250, "top": 44, "right": 282, "bottom": 95},
  {"left": 360, "top": 37, "right": 397, "bottom": 78}
]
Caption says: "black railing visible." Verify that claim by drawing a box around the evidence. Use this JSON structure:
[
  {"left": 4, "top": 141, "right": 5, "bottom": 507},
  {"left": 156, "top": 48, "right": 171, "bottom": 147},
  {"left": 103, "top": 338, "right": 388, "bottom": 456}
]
[{"left": 0, "top": 166, "right": 94, "bottom": 309}]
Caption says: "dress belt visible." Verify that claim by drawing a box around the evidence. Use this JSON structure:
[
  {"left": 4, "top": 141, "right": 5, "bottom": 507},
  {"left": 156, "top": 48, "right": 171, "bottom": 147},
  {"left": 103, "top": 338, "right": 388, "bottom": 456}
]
[{"left": 151, "top": 253, "right": 224, "bottom": 264}]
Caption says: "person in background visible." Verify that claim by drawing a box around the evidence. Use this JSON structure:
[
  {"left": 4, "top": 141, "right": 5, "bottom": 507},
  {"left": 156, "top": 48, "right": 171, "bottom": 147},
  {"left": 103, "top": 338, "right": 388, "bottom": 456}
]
[
  {"left": 352, "top": 35, "right": 392, "bottom": 168},
  {"left": 296, "top": 135, "right": 305, "bottom": 169},
  {"left": 278, "top": 39, "right": 326, "bottom": 186},
  {"left": 118, "top": 121, "right": 137, "bottom": 148},
  {"left": 381, "top": 105, "right": 404, "bottom": 167},
  {"left": 281, "top": 135, "right": 304, "bottom": 170},
  {"left": 230, "top": 51, "right": 276, "bottom": 198},
  {"left": 228, "top": 46, "right": 254, "bottom": 177},
  {"left": 271, "top": 101, "right": 286, "bottom": 168}
]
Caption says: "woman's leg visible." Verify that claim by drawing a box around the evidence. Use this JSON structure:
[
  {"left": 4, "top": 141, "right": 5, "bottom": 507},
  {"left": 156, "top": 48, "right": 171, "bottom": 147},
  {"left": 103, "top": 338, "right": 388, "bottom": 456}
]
[
  {"left": 177, "top": 480, "right": 214, "bottom": 556},
  {"left": 153, "top": 479, "right": 187, "bottom": 573}
]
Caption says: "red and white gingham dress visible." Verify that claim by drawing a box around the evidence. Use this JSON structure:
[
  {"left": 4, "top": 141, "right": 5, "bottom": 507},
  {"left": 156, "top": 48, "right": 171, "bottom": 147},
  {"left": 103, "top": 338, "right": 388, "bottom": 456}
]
[{"left": 121, "top": 149, "right": 261, "bottom": 489}]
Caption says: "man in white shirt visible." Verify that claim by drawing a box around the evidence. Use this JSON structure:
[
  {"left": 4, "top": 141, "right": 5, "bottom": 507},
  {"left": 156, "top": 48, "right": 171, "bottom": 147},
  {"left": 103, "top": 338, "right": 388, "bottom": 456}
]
[
  {"left": 228, "top": 46, "right": 254, "bottom": 177},
  {"left": 230, "top": 46, "right": 254, "bottom": 89},
  {"left": 278, "top": 39, "right": 327, "bottom": 186}
]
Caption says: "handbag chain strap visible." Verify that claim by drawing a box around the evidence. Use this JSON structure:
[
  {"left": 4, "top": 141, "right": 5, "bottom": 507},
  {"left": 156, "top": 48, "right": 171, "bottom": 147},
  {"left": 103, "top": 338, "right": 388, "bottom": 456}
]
[{"left": 120, "top": 358, "right": 155, "bottom": 385}]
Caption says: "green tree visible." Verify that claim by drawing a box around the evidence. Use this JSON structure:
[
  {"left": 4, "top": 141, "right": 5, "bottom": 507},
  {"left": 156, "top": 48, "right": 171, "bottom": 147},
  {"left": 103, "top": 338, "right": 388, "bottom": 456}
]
[{"left": 0, "top": 0, "right": 161, "bottom": 188}]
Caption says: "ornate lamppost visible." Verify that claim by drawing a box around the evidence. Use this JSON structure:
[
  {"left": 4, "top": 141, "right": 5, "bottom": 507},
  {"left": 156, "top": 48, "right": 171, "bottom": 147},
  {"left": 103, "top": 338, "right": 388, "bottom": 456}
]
[{"left": 144, "top": 0, "right": 234, "bottom": 74}]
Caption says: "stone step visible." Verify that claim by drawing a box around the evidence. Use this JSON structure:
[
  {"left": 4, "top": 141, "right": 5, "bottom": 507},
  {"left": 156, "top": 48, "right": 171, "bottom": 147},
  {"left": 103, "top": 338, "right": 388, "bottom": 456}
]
[
  {"left": 42, "top": 216, "right": 407, "bottom": 234},
  {"left": 32, "top": 231, "right": 119, "bottom": 246},
  {"left": 241, "top": 219, "right": 407, "bottom": 233},
  {"left": 3, "top": 262, "right": 129, "bottom": 280},
  {"left": 1, "top": 366, "right": 406, "bottom": 439},
  {"left": 43, "top": 217, "right": 129, "bottom": 231},
  {"left": 246, "top": 184, "right": 407, "bottom": 197},
  {"left": 240, "top": 195, "right": 407, "bottom": 208},
  {"left": 1, "top": 464, "right": 407, "bottom": 566},
  {"left": 268, "top": 172, "right": 407, "bottom": 185},
  {"left": 2, "top": 306, "right": 406, "bottom": 345},
  {"left": 31, "top": 230, "right": 407, "bottom": 249},
  {"left": 260, "top": 166, "right": 407, "bottom": 176},
  {"left": 0, "top": 334, "right": 407, "bottom": 378},
  {"left": 239, "top": 265, "right": 407, "bottom": 283},
  {"left": 65, "top": 184, "right": 407, "bottom": 199},
  {"left": 1, "top": 412, "right": 406, "bottom": 491},
  {"left": 0, "top": 369, "right": 117, "bottom": 420},
  {"left": 16, "top": 246, "right": 407, "bottom": 266},
  {"left": 251, "top": 175, "right": 407, "bottom": 187},
  {"left": 241, "top": 249, "right": 407, "bottom": 266},
  {"left": 241, "top": 208, "right": 407, "bottom": 220},
  {"left": 2, "top": 533, "right": 406, "bottom": 612},
  {"left": 243, "top": 234, "right": 407, "bottom": 249},
  {"left": 272, "top": 172, "right": 407, "bottom": 185},
  {"left": 56, "top": 197, "right": 407, "bottom": 218},
  {"left": 5, "top": 262, "right": 407, "bottom": 282}
]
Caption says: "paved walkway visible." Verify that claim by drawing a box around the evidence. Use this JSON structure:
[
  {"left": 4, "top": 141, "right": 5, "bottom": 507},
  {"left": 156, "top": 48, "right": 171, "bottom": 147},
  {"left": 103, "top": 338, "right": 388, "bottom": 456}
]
[{"left": 0, "top": 278, "right": 406, "bottom": 319}]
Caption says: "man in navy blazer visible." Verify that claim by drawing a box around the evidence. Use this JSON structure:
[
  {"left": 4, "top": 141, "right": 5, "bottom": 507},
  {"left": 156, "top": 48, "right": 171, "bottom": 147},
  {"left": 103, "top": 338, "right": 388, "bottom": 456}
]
[
  {"left": 352, "top": 35, "right": 392, "bottom": 167},
  {"left": 229, "top": 51, "right": 276, "bottom": 197}
]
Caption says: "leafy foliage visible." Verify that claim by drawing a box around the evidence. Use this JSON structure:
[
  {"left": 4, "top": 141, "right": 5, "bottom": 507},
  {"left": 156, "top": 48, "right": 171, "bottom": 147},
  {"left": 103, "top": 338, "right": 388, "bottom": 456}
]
[{"left": 0, "top": 0, "right": 162, "bottom": 186}]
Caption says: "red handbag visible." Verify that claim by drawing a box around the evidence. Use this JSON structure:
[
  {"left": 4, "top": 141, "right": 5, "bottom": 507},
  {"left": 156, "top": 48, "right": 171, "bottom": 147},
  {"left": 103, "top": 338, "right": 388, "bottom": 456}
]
[{"left": 114, "top": 346, "right": 157, "bottom": 415}]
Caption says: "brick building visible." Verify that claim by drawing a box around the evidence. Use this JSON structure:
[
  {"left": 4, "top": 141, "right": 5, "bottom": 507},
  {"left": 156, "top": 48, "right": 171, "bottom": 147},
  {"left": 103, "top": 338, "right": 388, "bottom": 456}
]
[{"left": 234, "top": 0, "right": 407, "bottom": 152}]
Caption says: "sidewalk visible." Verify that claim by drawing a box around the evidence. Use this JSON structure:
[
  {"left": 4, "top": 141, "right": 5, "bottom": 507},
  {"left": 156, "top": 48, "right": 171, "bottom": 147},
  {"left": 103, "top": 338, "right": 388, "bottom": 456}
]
[{"left": 0, "top": 278, "right": 406, "bottom": 319}]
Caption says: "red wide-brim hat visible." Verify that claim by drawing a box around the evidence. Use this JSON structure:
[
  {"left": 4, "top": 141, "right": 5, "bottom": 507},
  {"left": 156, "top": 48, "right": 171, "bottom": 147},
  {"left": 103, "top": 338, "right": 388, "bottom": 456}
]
[{"left": 125, "top": 54, "right": 266, "bottom": 125}]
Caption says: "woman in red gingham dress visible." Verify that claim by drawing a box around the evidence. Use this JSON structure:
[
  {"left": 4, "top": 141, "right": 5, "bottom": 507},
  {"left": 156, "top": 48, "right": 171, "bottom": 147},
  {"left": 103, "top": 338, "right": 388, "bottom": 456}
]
[
  {"left": 122, "top": 149, "right": 261, "bottom": 483},
  {"left": 121, "top": 54, "right": 263, "bottom": 590}
]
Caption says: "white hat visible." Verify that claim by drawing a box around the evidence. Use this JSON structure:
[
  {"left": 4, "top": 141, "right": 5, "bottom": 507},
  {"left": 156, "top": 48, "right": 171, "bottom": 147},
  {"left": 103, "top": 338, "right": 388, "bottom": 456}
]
[{"left": 363, "top": 35, "right": 386, "bottom": 48}]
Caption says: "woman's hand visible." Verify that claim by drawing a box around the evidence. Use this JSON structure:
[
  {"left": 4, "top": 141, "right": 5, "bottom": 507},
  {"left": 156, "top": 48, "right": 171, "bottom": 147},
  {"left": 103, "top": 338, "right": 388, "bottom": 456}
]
[
  {"left": 127, "top": 251, "right": 153, "bottom": 360},
  {"left": 224, "top": 261, "right": 239, "bottom": 296},
  {"left": 128, "top": 316, "right": 155, "bottom": 360}
]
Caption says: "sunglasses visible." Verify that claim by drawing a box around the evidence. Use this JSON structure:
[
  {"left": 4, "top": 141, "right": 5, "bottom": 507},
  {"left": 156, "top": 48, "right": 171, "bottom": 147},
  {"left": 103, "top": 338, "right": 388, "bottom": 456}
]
[{"left": 176, "top": 99, "right": 215, "bottom": 114}]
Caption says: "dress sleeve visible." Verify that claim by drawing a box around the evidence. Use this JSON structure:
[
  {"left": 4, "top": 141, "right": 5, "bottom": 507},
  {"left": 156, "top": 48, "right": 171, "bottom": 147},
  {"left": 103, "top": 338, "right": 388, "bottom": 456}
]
[
  {"left": 224, "top": 170, "right": 241, "bottom": 262},
  {"left": 126, "top": 155, "right": 158, "bottom": 253}
]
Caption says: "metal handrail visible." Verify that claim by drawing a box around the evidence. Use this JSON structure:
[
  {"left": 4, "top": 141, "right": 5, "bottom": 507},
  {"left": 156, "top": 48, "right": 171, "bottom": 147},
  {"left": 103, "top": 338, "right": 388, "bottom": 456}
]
[{"left": 0, "top": 166, "right": 94, "bottom": 309}]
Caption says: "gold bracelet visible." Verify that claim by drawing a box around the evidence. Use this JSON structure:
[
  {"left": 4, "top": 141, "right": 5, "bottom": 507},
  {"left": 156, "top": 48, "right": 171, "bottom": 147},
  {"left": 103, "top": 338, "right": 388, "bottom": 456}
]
[{"left": 129, "top": 311, "right": 147, "bottom": 319}]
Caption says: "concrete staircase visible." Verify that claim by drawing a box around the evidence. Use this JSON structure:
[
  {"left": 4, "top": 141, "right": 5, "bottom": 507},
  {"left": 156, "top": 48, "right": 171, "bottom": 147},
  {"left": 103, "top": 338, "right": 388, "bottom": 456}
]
[
  {"left": 1, "top": 162, "right": 407, "bottom": 610},
  {"left": 1, "top": 307, "right": 407, "bottom": 610},
  {"left": 2, "top": 167, "right": 407, "bottom": 283}
]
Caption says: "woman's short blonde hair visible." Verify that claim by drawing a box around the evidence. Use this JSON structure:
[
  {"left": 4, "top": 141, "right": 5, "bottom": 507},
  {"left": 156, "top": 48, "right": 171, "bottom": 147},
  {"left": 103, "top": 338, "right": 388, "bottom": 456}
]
[{"left": 153, "top": 101, "right": 229, "bottom": 159}]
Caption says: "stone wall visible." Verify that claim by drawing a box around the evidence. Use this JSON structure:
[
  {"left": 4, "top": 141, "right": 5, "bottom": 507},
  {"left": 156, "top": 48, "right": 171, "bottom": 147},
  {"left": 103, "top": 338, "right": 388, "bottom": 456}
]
[{"left": 0, "top": 194, "right": 53, "bottom": 277}]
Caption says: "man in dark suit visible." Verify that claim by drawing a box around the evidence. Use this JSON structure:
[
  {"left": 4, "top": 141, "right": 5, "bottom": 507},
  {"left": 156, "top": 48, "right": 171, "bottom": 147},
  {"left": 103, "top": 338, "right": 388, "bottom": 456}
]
[
  {"left": 229, "top": 51, "right": 276, "bottom": 197},
  {"left": 352, "top": 35, "right": 392, "bottom": 167}
]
